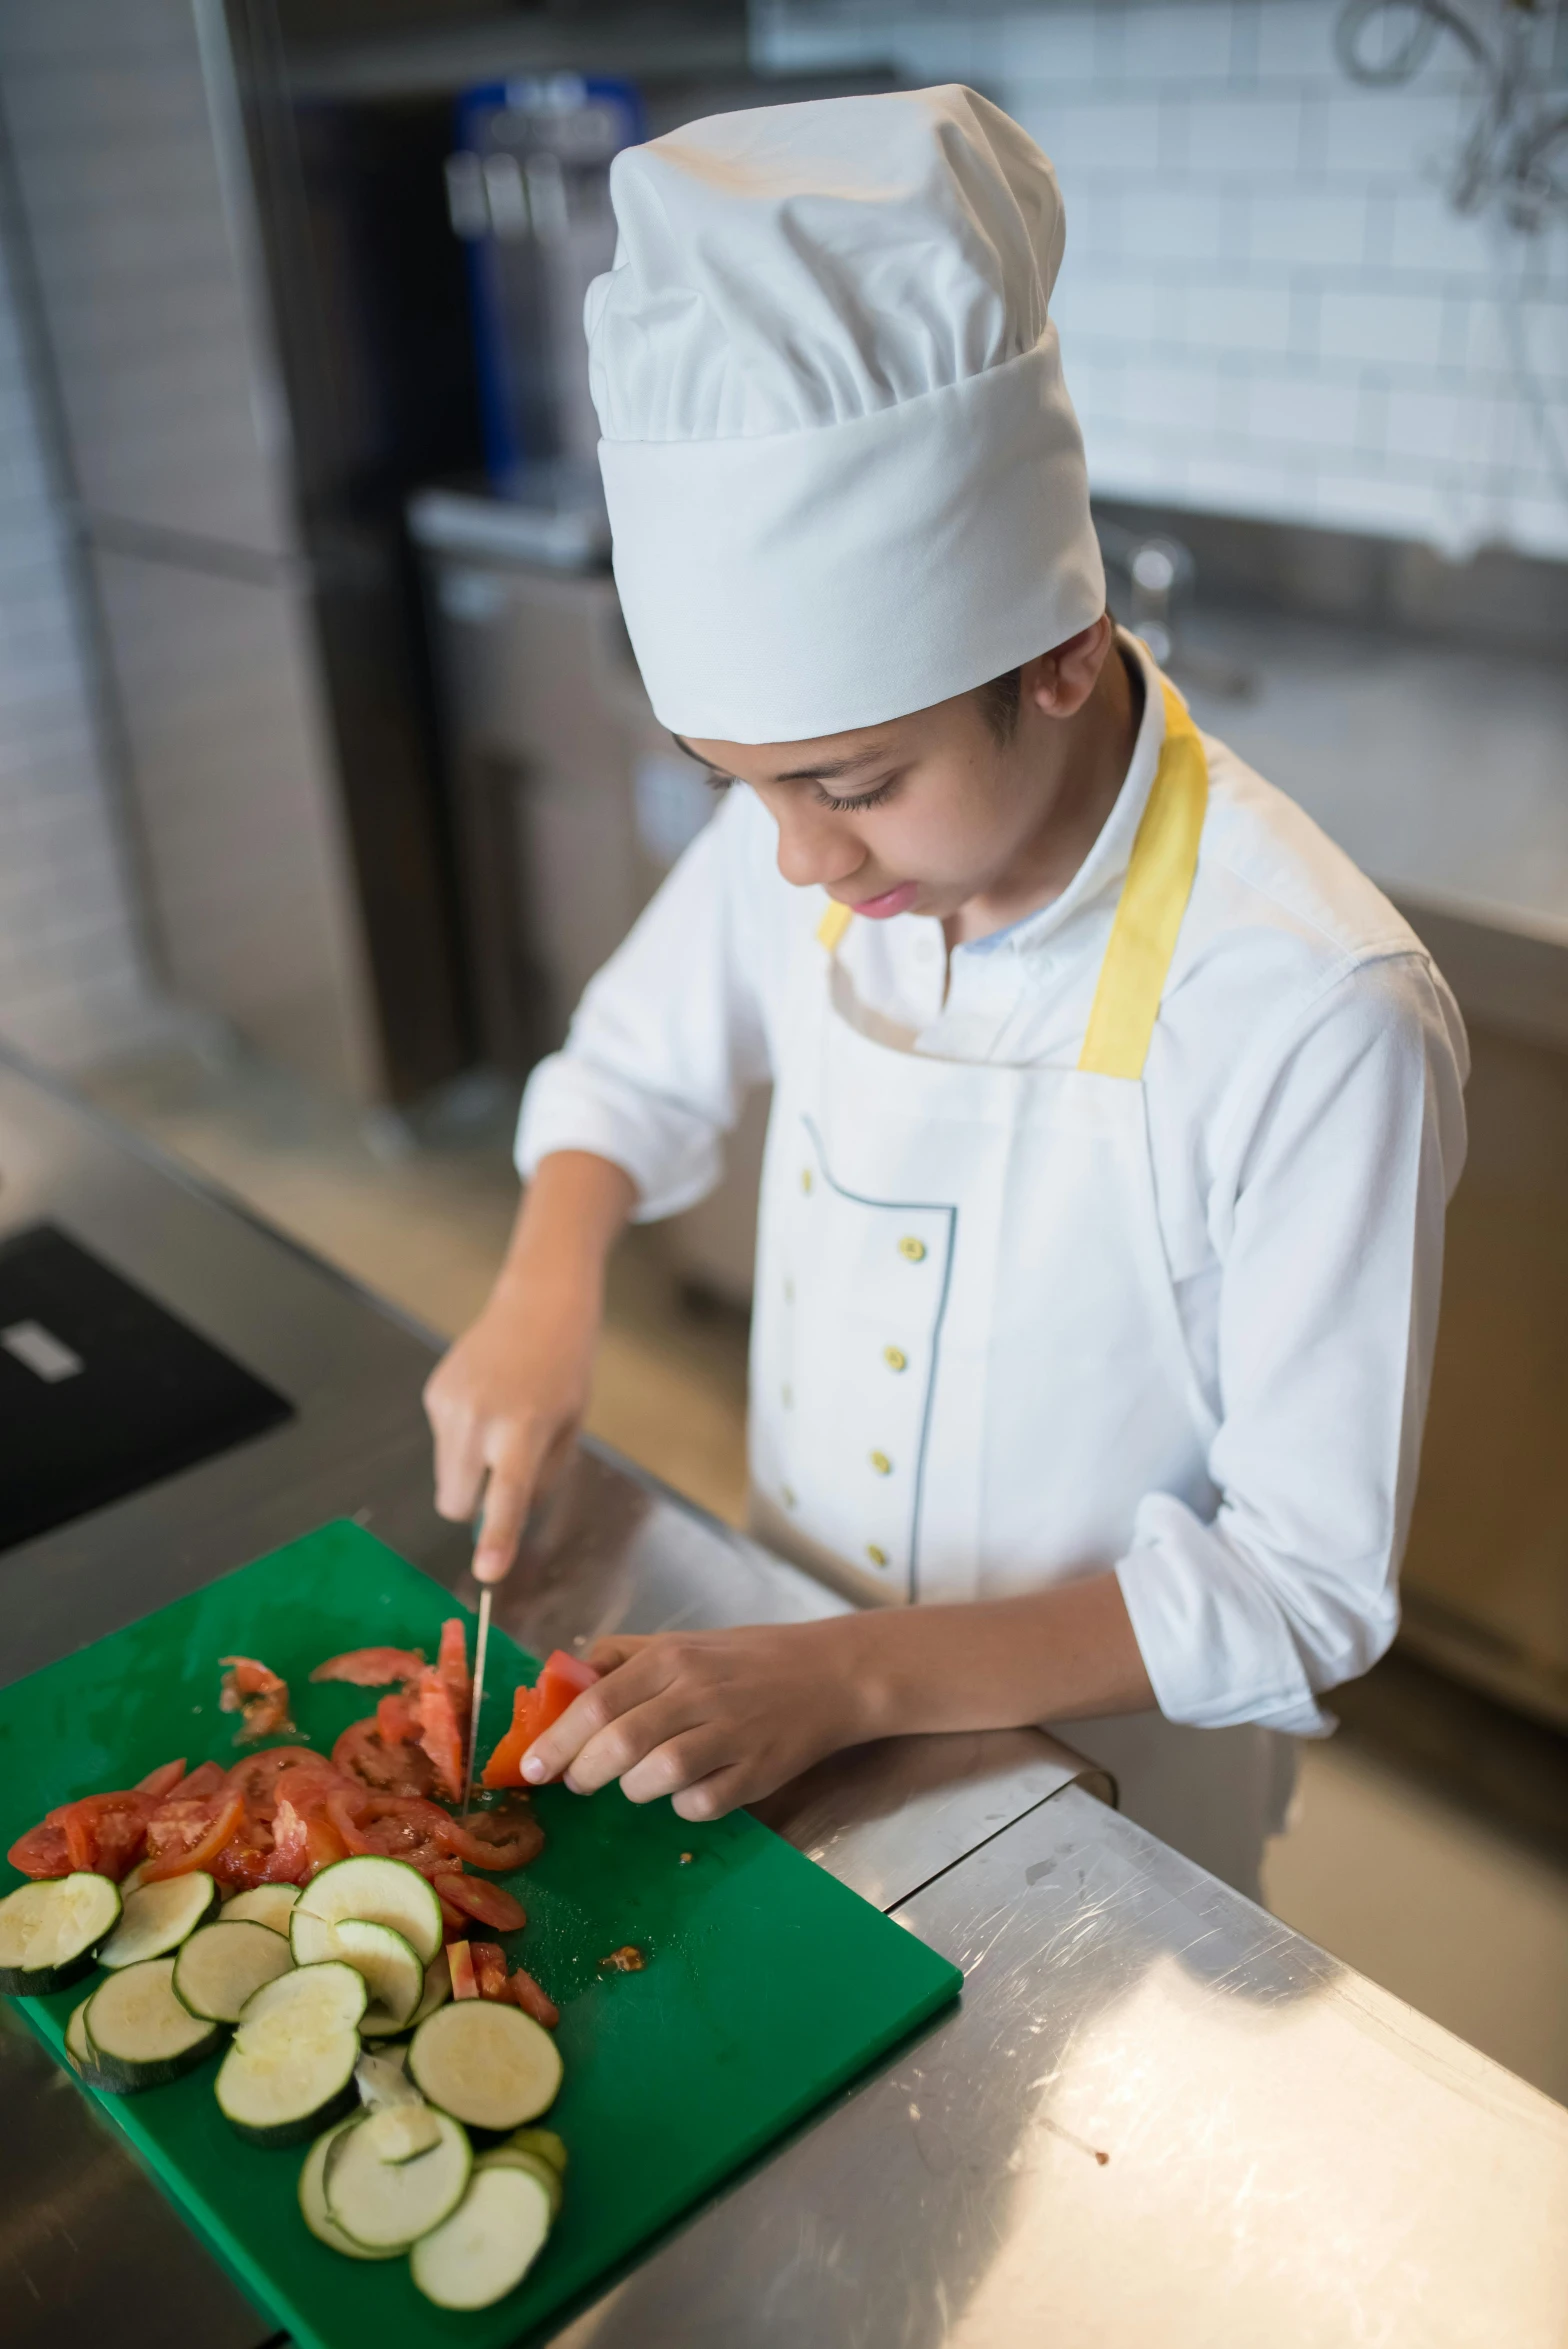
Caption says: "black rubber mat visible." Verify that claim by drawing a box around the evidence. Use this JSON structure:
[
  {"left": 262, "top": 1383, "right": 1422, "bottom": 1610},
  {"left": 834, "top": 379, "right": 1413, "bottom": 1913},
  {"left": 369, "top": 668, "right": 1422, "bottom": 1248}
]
[{"left": 0, "top": 1222, "right": 292, "bottom": 1553}]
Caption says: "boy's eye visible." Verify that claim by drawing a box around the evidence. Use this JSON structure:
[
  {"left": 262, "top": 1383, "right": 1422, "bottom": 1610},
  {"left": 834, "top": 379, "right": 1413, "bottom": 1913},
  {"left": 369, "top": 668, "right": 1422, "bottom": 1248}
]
[{"left": 815, "top": 777, "right": 897, "bottom": 812}]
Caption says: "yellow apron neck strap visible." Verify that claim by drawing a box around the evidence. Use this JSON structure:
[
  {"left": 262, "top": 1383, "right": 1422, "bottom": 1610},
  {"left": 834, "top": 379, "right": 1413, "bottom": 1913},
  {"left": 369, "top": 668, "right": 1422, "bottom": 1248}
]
[
  {"left": 816, "top": 676, "right": 1207, "bottom": 1080},
  {"left": 1078, "top": 678, "right": 1207, "bottom": 1079}
]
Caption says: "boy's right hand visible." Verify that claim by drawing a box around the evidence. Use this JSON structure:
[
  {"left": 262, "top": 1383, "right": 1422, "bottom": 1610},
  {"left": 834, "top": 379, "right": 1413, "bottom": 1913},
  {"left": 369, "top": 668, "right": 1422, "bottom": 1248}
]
[
  {"left": 424, "top": 1151, "right": 637, "bottom": 1584},
  {"left": 423, "top": 1268, "right": 600, "bottom": 1583}
]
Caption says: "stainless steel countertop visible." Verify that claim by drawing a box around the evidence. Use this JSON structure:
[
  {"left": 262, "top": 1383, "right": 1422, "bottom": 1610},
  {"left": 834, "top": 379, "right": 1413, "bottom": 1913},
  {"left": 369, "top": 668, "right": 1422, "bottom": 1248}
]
[{"left": 2, "top": 1045, "right": 1566, "bottom": 2349}]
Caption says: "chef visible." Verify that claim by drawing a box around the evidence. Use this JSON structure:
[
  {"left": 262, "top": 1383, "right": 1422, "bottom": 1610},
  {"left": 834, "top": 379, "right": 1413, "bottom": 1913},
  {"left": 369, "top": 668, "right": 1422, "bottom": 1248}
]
[{"left": 424, "top": 87, "right": 1467, "bottom": 1894}]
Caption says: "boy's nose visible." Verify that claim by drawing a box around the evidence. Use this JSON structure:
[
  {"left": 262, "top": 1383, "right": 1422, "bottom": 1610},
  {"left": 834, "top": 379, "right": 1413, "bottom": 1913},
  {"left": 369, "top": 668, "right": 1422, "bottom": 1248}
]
[{"left": 774, "top": 807, "right": 864, "bottom": 893}]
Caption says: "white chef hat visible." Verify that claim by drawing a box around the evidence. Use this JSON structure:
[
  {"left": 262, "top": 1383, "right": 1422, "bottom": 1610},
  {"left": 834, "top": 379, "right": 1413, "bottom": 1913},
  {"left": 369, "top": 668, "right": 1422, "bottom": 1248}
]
[{"left": 585, "top": 85, "right": 1104, "bottom": 744}]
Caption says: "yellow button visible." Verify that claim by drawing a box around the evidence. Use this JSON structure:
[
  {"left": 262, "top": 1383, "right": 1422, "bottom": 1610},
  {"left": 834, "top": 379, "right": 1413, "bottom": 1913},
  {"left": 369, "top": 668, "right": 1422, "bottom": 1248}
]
[
  {"left": 866, "top": 1544, "right": 888, "bottom": 1568},
  {"left": 869, "top": 1450, "right": 892, "bottom": 1476},
  {"left": 781, "top": 1484, "right": 797, "bottom": 1509},
  {"left": 800, "top": 1168, "right": 813, "bottom": 1194},
  {"left": 883, "top": 1345, "right": 908, "bottom": 1373},
  {"left": 898, "top": 1236, "right": 926, "bottom": 1263}
]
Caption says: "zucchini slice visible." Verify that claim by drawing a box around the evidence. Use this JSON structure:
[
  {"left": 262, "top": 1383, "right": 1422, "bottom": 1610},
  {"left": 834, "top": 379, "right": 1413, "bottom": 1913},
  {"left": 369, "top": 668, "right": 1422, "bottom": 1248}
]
[
  {"left": 215, "top": 1960, "right": 368, "bottom": 2146},
  {"left": 64, "top": 1997, "right": 121, "bottom": 2093},
  {"left": 324, "top": 2103, "right": 472, "bottom": 2250},
  {"left": 479, "top": 2145, "right": 564, "bottom": 2221},
  {"left": 410, "top": 2161, "right": 553, "bottom": 2310},
  {"left": 239, "top": 1958, "right": 368, "bottom": 2038},
  {"left": 294, "top": 1858, "right": 442, "bottom": 1967},
  {"left": 0, "top": 1873, "right": 122, "bottom": 1995},
  {"left": 98, "top": 1872, "right": 219, "bottom": 1971},
  {"left": 221, "top": 1884, "right": 300, "bottom": 1934},
  {"left": 408, "top": 1999, "right": 563, "bottom": 2133},
  {"left": 299, "top": 2119, "right": 400, "bottom": 2261},
  {"left": 173, "top": 1918, "right": 293, "bottom": 2023},
  {"left": 82, "top": 1957, "right": 223, "bottom": 2089},
  {"left": 289, "top": 1910, "right": 423, "bottom": 2034},
  {"left": 354, "top": 2047, "right": 420, "bottom": 2110}
]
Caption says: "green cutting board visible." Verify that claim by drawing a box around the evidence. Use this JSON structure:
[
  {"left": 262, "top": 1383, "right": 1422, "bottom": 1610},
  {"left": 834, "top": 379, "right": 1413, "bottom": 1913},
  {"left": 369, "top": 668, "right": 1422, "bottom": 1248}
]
[{"left": 0, "top": 1522, "right": 960, "bottom": 2349}]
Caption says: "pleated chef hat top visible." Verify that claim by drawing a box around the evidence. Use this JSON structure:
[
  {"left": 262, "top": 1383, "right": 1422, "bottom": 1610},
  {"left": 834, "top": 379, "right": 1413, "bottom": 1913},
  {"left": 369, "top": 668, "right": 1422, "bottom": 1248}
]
[{"left": 586, "top": 85, "right": 1105, "bottom": 744}]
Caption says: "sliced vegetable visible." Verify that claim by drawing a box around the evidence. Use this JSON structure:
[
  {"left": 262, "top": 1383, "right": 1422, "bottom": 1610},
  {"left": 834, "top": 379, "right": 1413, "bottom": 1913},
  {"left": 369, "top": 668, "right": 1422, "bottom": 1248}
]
[
  {"left": 294, "top": 1856, "right": 443, "bottom": 1966},
  {"left": 469, "top": 1941, "right": 509, "bottom": 2001},
  {"left": 408, "top": 1998, "right": 562, "bottom": 2131},
  {"left": 141, "top": 1791, "right": 244, "bottom": 1884},
  {"left": 480, "top": 2145, "right": 564, "bottom": 2220},
  {"left": 354, "top": 2047, "right": 421, "bottom": 2109},
  {"left": 221, "top": 1883, "right": 300, "bottom": 1933},
  {"left": 0, "top": 1873, "right": 122, "bottom": 1994},
  {"left": 505, "top": 2124, "right": 567, "bottom": 2177},
  {"left": 432, "top": 1874, "right": 526, "bottom": 1934},
  {"left": 324, "top": 2104, "right": 472, "bottom": 2250},
  {"left": 291, "top": 1910, "right": 423, "bottom": 2034},
  {"left": 481, "top": 1652, "right": 597, "bottom": 1789},
  {"left": 414, "top": 1671, "right": 464, "bottom": 1804},
  {"left": 299, "top": 2119, "right": 401, "bottom": 2260},
  {"left": 218, "top": 1655, "right": 294, "bottom": 1743},
  {"left": 310, "top": 1647, "right": 425, "bottom": 1687},
  {"left": 436, "top": 1802, "right": 545, "bottom": 1874},
  {"left": 134, "top": 1758, "right": 188, "bottom": 1800},
  {"left": 98, "top": 1872, "right": 219, "bottom": 1970},
  {"left": 7, "top": 1818, "right": 69, "bottom": 1879},
  {"left": 383, "top": 1950, "right": 452, "bottom": 2039},
  {"left": 65, "top": 1997, "right": 120, "bottom": 2092},
  {"left": 507, "top": 1964, "right": 560, "bottom": 2031},
  {"left": 83, "top": 1957, "right": 223, "bottom": 2089},
  {"left": 173, "top": 1918, "right": 293, "bottom": 2022},
  {"left": 239, "top": 1957, "right": 368, "bottom": 2038},
  {"left": 410, "top": 2161, "right": 552, "bottom": 2310},
  {"left": 447, "top": 1940, "right": 478, "bottom": 2001},
  {"left": 215, "top": 1962, "right": 366, "bottom": 2145},
  {"left": 62, "top": 1792, "right": 153, "bottom": 1881}
]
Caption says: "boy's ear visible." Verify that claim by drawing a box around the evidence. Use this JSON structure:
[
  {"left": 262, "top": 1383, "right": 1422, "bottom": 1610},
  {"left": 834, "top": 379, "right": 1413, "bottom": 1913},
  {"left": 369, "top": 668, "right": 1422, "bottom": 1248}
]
[{"left": 1023, "top": 614, "right": 1115, "bottom": 720}]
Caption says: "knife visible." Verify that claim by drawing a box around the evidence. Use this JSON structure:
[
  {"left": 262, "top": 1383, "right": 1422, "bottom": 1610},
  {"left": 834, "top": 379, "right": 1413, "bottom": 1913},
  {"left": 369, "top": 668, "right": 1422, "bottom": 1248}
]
[{"left": 460, "top": 1583, "right": 492, "bottom": 1816}]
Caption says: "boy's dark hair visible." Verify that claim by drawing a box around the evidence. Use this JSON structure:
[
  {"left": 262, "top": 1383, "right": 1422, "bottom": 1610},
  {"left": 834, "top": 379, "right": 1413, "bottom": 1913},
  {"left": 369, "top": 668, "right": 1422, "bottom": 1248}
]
[{"left": 974, "top": 665, "right": 1023, "bottom": 741}]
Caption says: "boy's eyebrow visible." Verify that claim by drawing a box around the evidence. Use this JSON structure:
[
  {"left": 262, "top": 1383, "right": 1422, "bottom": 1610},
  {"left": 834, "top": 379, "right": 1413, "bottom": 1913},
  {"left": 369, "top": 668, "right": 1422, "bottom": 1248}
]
[{"left": 671, "top": 734, "right": 892, "bottom": 786}]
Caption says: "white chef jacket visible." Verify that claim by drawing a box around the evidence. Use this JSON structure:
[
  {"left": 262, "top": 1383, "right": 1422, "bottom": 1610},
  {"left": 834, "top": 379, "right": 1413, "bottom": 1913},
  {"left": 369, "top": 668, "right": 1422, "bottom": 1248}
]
[{"left": 517, "top": 643, "right": 1468, "bottom": 1738}]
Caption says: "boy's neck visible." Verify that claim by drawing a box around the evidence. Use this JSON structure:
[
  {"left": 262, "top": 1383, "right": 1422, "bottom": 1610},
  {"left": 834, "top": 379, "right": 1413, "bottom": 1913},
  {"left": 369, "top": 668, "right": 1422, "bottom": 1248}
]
[{"left": 945, "top": 641, "right": 1144, "bottom": 950}]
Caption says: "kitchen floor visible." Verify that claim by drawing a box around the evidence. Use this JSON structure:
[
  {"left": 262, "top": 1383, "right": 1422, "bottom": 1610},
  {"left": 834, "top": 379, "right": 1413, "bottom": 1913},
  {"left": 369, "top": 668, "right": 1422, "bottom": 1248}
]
[{"left": 79, "top": 1038, "right": 1568, "bottom": 2108}]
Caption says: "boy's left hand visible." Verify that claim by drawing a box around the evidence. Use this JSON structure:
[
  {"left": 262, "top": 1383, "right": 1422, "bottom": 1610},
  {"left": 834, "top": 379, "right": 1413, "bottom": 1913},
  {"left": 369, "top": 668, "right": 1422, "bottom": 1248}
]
[{"left": 519, "top": 1620, "right": 872, "bottom": 1821}]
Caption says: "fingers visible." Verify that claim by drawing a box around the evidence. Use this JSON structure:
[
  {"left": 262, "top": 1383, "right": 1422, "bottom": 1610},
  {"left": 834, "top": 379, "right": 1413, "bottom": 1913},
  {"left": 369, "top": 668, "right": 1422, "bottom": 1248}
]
[
  {"left": 671, "top": 1766, "right": 747, "bottom": 1823},
  {"left": 472, "top": 1465, "right": 534, "bottom": 1584},
  {"left": 428, "top": 1406, "right": 487, "bottom": 1527},
  {"left": 522, "top": 1651, "right": 676, "bottom": 1786}
]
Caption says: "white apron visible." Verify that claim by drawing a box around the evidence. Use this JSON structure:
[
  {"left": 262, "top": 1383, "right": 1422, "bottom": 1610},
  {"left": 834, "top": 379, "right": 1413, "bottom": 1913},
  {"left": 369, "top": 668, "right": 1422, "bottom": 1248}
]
[{"left": 748, "top": 680, "right": 1294, "bottom": 1897}]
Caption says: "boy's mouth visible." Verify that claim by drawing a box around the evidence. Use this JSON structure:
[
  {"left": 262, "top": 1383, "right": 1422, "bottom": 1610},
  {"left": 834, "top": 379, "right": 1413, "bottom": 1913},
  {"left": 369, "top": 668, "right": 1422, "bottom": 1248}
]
[{"left": 844, "top": 880, "right": 919, "bottom": 920}]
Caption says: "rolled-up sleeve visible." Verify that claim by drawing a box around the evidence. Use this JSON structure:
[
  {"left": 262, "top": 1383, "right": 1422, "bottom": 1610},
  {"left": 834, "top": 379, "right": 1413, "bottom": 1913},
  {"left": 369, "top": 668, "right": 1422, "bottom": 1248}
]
[
  {"left": 515, "top": 787, "right": 777, "bottom": 1221},
  {"left": 1116, "top": 951, "right": 1468, "bottom": 1735}
]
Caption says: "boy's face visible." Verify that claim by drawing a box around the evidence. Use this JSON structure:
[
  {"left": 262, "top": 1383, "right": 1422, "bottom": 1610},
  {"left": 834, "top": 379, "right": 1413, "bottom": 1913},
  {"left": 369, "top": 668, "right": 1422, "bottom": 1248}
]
[{"left": 682, "top": 618, "right": 1118, "bottom": 925}]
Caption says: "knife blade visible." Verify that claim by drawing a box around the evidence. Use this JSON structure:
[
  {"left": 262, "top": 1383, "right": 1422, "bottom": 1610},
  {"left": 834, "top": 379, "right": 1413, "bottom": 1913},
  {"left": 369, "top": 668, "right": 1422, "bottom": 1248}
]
[{"left": 460, "top": 1582, "right": 492, "bottom": 1816}]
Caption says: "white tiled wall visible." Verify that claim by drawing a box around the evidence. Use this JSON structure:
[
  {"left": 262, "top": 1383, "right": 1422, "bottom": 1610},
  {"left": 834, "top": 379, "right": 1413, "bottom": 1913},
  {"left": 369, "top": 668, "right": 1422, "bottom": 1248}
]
[
  {"left": 753, "top": 0, "right": 1568, "bottom": 560},
  {"left": 0, "top": 212, "right": 164, "bottom": 1069}
]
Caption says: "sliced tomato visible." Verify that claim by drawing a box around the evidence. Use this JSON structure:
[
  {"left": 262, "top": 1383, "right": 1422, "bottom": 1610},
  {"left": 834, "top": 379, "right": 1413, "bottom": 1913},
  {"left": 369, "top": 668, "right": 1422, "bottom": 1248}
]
[
  {"left": 59, "top": 1793, "right": 147, "bottom": 1877},
  {"left": 218, "top": 1656, "right": 294, "bottom": 1743},
  {"left": 468, "top": 1940, "right": 510, "bottom": 2000},
  {"left": 431, "top": 1873, "right": 527, "bottom": 1934},
  {"left": 309, "top": 1646, "right": 425, "bottom": 1687},
  {"left": 436, "top": 1617, "right": 471, "bottom": 1722},
  {"left": 141, "top": 1790, "right": 245, "bottom": 1882},
  {"left": 480, "top": 1684, "right": 538, "bottom": 1790},
  {"left": 415, "top": 1669, "right": 465, "bottom": 1804},
  {"left": 448, "top": 1940, "right": 479, "bottom": 2000},
  {"left": 227, "top": 1748, "right": 325, "bottom": 1816},
  {"left": 534, "top": 1650, "right": 600, "bottom": 1732},
  {"left": 435, "top": 1803, "right": 545, "bottom": 1874},
  {"left": 213, "top": 1830, "right": 275, "bottom": 1891},
  {"left": 507, "top": 1964, "right": 560, "bottom": 2030},
  {"left": 7, "top": 1819, "right": 70, "bottom": 1879},
  {"left": 259, "top": 1794, "right": 344, "bottom": 1884},
  {"left": 176, "top": 1760, "right": 235, "bottom": 1804},
  {"left": 375, "top": 1690, "right": 421, "bottom": 1743},
  {"left": 135, "top": 1758, "right": 187, "bottom": 1799},
  {"left": 333, "top": 1717, "right": 436, "bottom": 1797},
  {"left": 480, "top": 1653, "right": 598, "bottom": 1789},
  {"left": 334, "top": 1793, "right": 451, "bottom": 1876},
  {"left": 438, "top": 1894, "right": 468, "bottom": 1935}
]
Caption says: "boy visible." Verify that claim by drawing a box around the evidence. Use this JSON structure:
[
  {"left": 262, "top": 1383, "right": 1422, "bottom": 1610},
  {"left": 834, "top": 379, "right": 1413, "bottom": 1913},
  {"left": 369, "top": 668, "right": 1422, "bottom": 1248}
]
[{"left": 425, "top": 88, "right": 1466, "bottom": 1893}]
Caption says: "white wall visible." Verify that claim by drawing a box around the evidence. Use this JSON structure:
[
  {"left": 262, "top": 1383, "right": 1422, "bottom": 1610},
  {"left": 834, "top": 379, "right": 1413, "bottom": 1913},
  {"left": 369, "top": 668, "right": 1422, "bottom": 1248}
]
[
  {"left": 0, "top": 198, "right": 164, "bottom": 1070},
  {"left": 753, "top": 0, "right": 1568, "bottom": 561}
]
